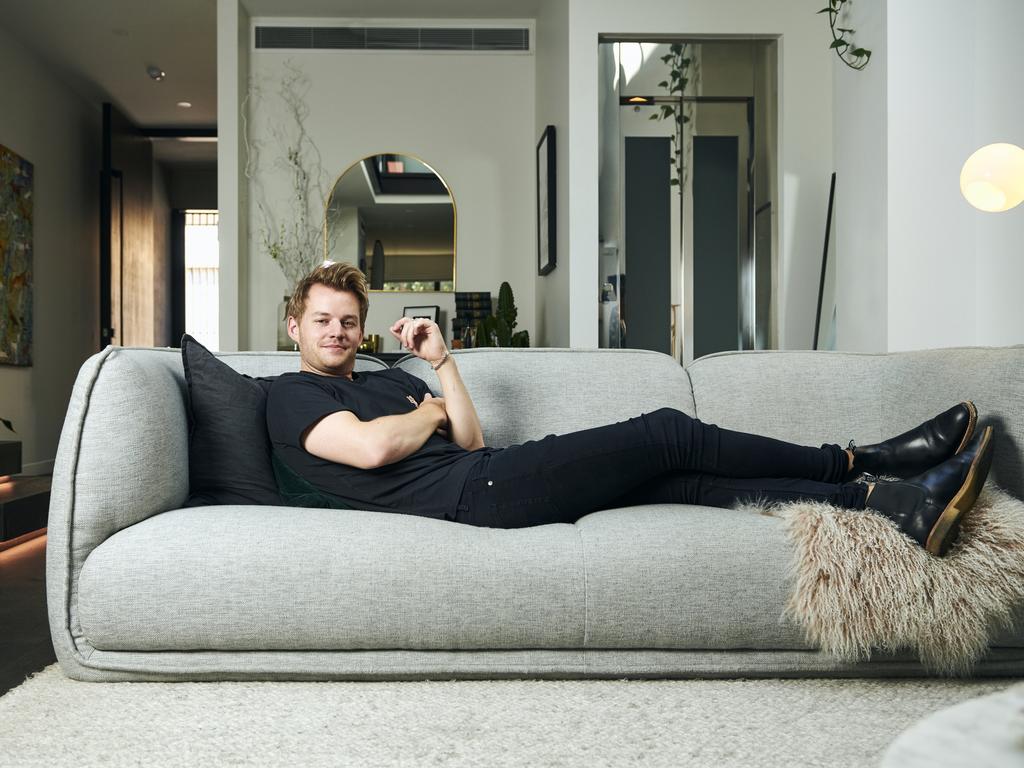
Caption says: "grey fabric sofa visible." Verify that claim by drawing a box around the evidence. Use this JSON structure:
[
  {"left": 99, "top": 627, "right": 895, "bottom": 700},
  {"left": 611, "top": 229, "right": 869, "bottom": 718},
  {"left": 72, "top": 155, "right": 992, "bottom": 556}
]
[{"left": 47, "top": 345, "right": 1024, "bottom": 682}]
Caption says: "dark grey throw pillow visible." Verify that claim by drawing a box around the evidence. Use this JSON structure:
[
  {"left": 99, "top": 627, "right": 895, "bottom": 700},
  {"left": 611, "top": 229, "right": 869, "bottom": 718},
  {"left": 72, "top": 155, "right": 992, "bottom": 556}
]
[{"left": 181, "top": 334, "right": 283, "bottom": 506}]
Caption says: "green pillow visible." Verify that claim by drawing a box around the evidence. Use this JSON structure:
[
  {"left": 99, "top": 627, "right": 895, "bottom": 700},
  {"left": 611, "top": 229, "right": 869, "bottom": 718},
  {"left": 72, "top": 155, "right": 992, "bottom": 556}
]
[{"left": 271, "top": 451, "right": 354, "bottom": 509}]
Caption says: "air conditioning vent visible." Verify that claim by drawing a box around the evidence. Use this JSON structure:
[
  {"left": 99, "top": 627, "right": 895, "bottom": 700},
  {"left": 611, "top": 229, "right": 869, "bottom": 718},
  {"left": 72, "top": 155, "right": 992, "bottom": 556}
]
[
  {"left": 421, "top": 28, "right": 473, "bottom": 50},
  {"left": 311, "top": 27, "right": 365, "bottom": 49},
  {"left": 473, "top": 28, "right": 529, "bottom": 50},
  {"left": 255, "top": 26, "right": 530, "bottom": 52},
  {"left": 255, "top": 26, "right": 313, "bottom": 49},
  {"left": 366, "top": 27, "right": 420, "bottom": 49}
]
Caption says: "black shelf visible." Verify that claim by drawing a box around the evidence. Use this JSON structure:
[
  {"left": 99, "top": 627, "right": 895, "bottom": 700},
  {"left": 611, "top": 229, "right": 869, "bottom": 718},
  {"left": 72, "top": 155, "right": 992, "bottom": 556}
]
[{"left": 0, "top": 476, "right": 51, "bottom": 542}]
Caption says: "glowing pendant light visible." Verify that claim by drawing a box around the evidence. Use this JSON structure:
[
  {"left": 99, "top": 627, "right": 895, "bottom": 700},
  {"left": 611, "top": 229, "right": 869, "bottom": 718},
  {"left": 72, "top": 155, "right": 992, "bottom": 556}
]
[{"left": 959, "top": 142, "right": 1024, "bottom": 212}]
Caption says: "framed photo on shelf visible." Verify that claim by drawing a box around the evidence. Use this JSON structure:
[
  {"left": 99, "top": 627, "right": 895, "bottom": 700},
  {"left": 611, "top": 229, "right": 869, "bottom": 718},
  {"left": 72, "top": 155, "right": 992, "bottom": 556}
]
[
  {"left": 403, "top": 305, "right": 441, "bottom": 324},
  {"left": 536, "top": 125, "right": 556, "bottom": 276}
]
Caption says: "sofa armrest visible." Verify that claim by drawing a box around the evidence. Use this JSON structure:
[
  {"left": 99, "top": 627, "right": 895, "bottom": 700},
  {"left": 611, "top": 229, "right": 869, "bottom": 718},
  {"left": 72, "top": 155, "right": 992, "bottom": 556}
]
[{"left": 48, "top": 346, "right": 189, "bottom": 669}]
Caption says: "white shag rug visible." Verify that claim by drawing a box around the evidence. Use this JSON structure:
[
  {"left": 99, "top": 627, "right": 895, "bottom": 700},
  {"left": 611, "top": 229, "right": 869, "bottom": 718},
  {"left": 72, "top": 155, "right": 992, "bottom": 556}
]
[
  {"left": 756, "top": 485, "right": 1024, "bottom": 676},
  {"left": 0, "top": 664, "right": 1020, "bottom": 768}
]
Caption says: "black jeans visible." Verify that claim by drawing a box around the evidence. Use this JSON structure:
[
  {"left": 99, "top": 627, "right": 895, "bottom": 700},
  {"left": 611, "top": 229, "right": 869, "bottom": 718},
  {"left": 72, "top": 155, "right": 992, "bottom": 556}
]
[{"left": 453, "top": 407, "right": 869, "bottom": 528}]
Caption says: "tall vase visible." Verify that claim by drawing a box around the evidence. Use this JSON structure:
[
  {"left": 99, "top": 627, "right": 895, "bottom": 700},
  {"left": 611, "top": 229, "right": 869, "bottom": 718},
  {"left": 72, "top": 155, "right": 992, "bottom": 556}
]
[{"left": 277, "top": 296, "right": 296, "bottom": 351}]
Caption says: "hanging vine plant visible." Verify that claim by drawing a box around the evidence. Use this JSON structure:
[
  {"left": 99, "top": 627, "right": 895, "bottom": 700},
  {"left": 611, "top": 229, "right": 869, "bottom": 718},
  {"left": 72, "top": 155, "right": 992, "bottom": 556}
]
[
  {"left": 649, "top": 43, "right": 691, "bottom": 192},
  {"left": 820, "top": 0, "right": 872, "bottom": 71}
]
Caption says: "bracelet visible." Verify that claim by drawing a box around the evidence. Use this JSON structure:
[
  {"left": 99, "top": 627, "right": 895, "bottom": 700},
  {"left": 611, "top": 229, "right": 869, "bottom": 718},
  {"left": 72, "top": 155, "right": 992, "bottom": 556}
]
[{"left": 430, "top": 350, "right": 451, "bottom": 371}]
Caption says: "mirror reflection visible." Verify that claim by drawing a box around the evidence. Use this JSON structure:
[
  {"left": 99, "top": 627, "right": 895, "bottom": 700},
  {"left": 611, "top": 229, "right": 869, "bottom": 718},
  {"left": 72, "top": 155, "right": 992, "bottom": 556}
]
[{"left": 324, "top": 154, "right": 455, "bottom": 292}]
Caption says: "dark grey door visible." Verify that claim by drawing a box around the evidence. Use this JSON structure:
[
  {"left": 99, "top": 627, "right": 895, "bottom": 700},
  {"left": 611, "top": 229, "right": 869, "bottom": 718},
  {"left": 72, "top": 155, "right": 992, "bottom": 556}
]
[
  {"left": 692, "top": 135, "right": 739, "bottom": 359},
  {"left": 623, "top": 137, "right": 671, "bottom": 354}
]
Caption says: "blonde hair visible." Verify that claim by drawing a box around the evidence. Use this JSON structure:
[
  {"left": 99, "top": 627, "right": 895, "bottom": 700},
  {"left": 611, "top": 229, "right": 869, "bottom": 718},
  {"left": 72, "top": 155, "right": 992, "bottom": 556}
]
[{"left": 286, "top": 262, "right": 369, "bottom": 328}]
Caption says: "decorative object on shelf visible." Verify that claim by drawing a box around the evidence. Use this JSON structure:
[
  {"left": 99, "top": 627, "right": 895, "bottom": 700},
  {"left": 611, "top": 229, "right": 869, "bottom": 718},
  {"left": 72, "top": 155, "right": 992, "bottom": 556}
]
[
  {"left": 818, "top": 0, "right": 872, "bottom": 71},
  {"left": 403, "top": 305, "right": 441, "bottom": 325},
  {"left": 536, "top": 125, "right": 557, "bottom": 276},
  {"left": 648, "top": 43, "right": 694, "bottom": 191},
  {"left": 357, "top": 334, "right": 381, "bottom": 354},
  {"left": 452, "top": 291, "right": 491, "bottom": 346},
  {"left": 960, "top": 143, "right": 1024, "bottom": 212},
  {"left": 473, "top": 281, "right": 530, "bottom": 348},
  {"left": 243, "top": 60, "right": 334, "bottom": 334},
  {"left": 0, "top": 143, "right": 33, "bottom": 367}
]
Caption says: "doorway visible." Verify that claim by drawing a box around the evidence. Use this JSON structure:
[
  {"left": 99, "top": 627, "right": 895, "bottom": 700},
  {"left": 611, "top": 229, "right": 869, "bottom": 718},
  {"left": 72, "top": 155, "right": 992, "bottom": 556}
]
[
  {"left": 174, "top": 210, "right": 220, "bottom": 350},
  {"left": 100, "top": 102, "right": 217, "bottom": 350},
  {"left": 598, "top": 39, "right": 778, "bottom": 365}
]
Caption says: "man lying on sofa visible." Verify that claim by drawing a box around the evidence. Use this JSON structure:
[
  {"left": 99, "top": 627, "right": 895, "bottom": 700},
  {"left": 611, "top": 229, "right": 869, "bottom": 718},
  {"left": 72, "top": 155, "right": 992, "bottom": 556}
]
[{"left": 266, "top": 262, "right": 995, "bottom": 558}]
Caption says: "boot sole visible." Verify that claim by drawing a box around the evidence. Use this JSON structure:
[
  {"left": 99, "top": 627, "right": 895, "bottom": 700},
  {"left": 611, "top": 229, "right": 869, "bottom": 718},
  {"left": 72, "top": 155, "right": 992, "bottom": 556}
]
[
  {"left": 954, "top": 400, "right": 978, "bottom": 455},
  {"left": 925, "top": 425, "right": 993, "bottom": 557}
]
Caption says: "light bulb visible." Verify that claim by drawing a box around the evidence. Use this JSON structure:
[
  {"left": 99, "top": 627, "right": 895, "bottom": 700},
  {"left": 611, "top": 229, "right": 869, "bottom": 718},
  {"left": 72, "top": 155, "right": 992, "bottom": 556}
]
[{"left": 960, "top": 143, "right": 1024, "bottom": 212}]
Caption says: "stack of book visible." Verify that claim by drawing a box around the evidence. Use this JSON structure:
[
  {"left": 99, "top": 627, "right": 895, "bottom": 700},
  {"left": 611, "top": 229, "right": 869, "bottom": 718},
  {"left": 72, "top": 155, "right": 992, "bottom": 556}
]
[{"left": 452, "top": 291, "right": 492, "bottom": 346}]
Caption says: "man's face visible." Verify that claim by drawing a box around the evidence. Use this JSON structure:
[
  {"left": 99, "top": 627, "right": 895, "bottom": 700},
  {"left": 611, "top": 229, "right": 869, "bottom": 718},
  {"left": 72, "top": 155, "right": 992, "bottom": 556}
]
[{"left": 288, "top": 283, "right": 365, "bottom": 377}]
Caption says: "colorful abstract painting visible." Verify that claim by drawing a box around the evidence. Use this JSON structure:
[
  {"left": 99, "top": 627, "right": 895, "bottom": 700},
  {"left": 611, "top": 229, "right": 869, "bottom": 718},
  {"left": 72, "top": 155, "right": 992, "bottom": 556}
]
[{"left": 0, "top": 143, "right": 33, "bottom": 366}]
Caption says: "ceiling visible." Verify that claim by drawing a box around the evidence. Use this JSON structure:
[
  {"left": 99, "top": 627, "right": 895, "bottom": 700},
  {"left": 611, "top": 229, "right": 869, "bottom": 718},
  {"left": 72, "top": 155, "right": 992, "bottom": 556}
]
[
  {"left": 0, "top": 0, "right": 542, "bottom": 165},
  {"left": 0, "top": 0, "right": 218, "bottom": 129}
]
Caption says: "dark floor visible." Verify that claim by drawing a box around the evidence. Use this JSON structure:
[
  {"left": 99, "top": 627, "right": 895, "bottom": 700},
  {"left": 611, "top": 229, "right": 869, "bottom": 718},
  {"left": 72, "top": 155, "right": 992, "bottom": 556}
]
[{"left": 0, "top": 533, "right": 56, "bottom": 696}]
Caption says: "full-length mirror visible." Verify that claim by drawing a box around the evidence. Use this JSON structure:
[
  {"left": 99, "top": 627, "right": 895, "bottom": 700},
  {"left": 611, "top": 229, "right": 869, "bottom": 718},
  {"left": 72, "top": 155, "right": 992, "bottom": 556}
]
[
  {"left": 324, "top": 154, "right": 456, "bottom": 292},
  {"left": 597, "top": 39, "right": 778, "bottom": 366}
]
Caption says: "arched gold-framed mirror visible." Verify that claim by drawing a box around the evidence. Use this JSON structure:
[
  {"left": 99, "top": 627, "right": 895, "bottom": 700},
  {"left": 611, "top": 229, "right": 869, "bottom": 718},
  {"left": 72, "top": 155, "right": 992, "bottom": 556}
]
[{"left": 323, "top": 153, "right": 456, "bottom": 292}]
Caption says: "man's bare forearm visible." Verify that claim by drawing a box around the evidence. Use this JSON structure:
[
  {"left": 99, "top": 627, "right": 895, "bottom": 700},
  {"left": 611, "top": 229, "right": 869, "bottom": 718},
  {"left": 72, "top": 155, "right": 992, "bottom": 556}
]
[
  {"left": 363, "top": 406, "right": 445, "bottom": 466},
  {"left": 435, "top": 357, "right": 485, "bottom": 450}
]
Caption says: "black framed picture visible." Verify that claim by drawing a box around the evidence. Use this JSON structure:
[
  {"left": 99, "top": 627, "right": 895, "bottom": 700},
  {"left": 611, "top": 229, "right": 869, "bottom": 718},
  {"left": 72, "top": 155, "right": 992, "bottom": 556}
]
[
  {"left": 536, "top": 125, "right": 556, "bottom": 276},
  {"left": 403, "top": 305, "right": 440, "bottom": 324}
]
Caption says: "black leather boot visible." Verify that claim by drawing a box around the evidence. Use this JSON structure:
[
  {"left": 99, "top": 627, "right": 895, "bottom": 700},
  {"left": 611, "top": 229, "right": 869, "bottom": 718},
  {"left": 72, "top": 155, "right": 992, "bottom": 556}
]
[
  {"left": 865, "top": 426, "right": 994, "bottom": 557},
  {"left": 844, "top": 401, "right": 977, "bottom": 481}
]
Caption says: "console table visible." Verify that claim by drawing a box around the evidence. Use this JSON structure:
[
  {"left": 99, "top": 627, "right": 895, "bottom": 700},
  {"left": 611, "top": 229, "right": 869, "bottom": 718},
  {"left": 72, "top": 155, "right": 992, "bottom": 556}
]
[{"left": 0, "top": 475, "right": 50, "bottom": 543}]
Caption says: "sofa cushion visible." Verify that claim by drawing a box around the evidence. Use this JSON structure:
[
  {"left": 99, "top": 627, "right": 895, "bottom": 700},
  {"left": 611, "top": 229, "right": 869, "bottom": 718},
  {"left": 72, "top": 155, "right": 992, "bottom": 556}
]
[
  {"left": 74, "top": 503, "right": 828, "bottom": 654},
  {"left": 395, "top": 348, "right": 697, "bottom": 448},
  {"left": 686, "top": 346, "right": 1024, "bottom": 500},
  {"left": 181, "top": 334, "right": 282, "bottom": 506},
  {"left": 76, "top": 506, "right": 586, "bottom": 651}
]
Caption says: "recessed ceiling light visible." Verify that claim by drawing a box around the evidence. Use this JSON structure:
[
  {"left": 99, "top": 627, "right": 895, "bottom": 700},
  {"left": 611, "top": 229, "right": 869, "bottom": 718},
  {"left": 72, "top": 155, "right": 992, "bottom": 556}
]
[
  {"left": 176, "top": 101, "right": 192, "bottom": 109},
  {"left": 147, "top": 65, "right": 166, "bottom": 81}
]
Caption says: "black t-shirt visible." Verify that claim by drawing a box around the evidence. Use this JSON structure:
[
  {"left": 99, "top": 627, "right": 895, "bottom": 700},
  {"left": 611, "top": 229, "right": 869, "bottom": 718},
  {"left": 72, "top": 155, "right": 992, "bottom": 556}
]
[{"left": 266, "top": 368, "right": 488, "bottom": 521}]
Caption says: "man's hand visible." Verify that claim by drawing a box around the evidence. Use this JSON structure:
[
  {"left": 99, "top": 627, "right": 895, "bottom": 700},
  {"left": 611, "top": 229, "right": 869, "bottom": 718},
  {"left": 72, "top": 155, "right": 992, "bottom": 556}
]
[
  {"left": 390, "top": 317, "right": 447, "bottom": 362},
  {"left": 391, "top": 316, "right": 485, "bottom": 452},
  {"left": 418, "top": 392, "right": 450, "bottom": 439}
]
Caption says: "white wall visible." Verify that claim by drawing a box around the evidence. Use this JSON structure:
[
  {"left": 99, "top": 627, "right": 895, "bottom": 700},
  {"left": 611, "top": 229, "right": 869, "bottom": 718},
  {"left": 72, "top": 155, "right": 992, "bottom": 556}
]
[
  {"left": 246, "top": 39, "right": 536, "bottom": 353},
  {"left": 534, "top": 0, "right": 570, "bottom": 347},
  {"left": 832, "top": 0, "right": 887, "bottom": 352},
  {"left": 216, "top": 0, "right": 250, "bottom": 351},
  {"left": 972, "top": 1, "right": 1024, "bottom": 346},
  {"left": 834, "top": 0, "right": 1024, "bottom": 352},
  {"left": 889, "top": 0, "right": 1024, "bottom": 351},
  {"left": 0, "top": 24, "right": 101, "bottom": 474},
  {"left": 566, "top": 0, "right": 833, "bottom": 349},
  {"left": 887, "top": 1, "right": 976, "bottom": 352}
]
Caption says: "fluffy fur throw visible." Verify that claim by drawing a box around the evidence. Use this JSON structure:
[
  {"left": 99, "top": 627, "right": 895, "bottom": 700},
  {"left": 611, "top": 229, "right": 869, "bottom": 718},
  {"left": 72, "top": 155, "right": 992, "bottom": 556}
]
[{"left": 751, "top": 485, "right": 1024, "bottom": 676}]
